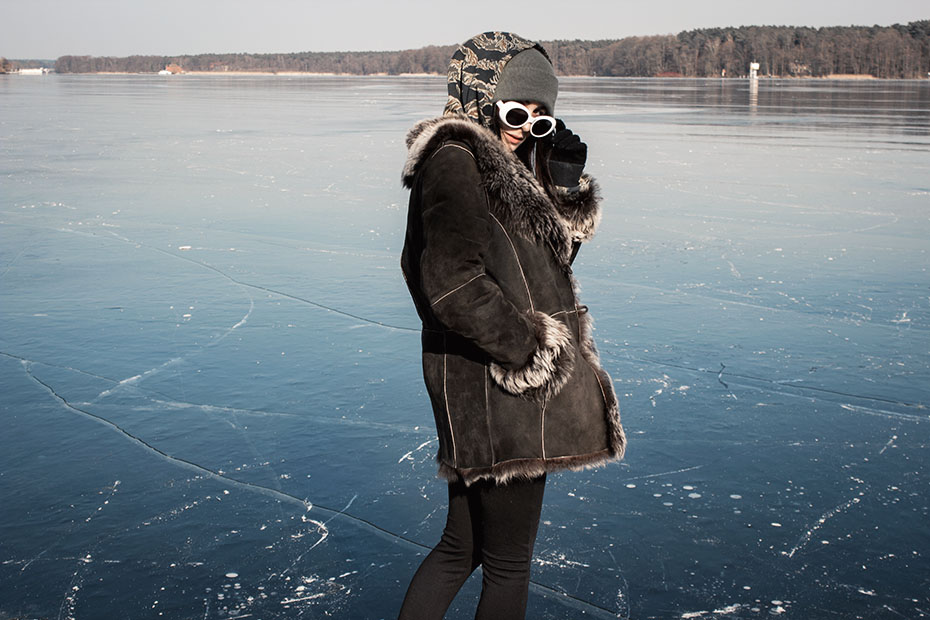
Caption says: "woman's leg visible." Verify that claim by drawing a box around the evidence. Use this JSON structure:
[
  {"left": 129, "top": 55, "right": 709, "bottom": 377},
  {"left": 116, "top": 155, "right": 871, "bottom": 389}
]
[
  {"left": 474, "top": 474, "right": 547, "bottom": 620},
  {"left": 398, "top": 480, "right": 480, "bottom": 619}
]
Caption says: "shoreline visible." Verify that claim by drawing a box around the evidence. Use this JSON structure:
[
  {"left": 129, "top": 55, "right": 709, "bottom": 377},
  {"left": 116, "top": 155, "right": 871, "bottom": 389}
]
[{"left": 47, "top": 71, "right": 923, "bottom": 80}]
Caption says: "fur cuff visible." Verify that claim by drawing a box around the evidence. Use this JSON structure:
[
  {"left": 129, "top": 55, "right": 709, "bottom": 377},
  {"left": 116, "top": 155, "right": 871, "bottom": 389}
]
[
  {"left": 553, "top": 174, "right": 602, "bottom": 242},
  {"left": 490, "top": 311, "right": 575, "bottom": 401}
]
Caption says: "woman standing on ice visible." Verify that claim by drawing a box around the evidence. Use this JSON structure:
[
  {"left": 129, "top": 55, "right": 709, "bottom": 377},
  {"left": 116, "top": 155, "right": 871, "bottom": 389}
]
[{"left": 398, "top": 32, "right": 625, "bottom": 619}]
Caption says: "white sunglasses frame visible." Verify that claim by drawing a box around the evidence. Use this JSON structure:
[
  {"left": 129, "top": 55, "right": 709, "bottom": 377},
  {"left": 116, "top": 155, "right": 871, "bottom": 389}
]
[{"left": 495, "top": 101, "right": 557, "bottom": 138}]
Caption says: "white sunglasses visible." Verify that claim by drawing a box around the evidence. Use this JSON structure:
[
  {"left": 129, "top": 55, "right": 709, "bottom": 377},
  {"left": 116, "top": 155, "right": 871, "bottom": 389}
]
[{"left": 495, "top": 101, "right": 556, "bottom": 138}]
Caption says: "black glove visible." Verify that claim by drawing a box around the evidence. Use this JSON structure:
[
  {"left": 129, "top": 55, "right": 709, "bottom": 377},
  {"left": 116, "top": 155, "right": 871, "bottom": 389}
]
[{"left": 548, "top": 119, "right": 587, "bottom": 188}]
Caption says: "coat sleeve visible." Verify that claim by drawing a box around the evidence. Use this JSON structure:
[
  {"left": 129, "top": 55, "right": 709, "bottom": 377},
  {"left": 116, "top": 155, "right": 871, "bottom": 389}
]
[{"left": 417, "top": 143, "right": 574, "bottom": 399}]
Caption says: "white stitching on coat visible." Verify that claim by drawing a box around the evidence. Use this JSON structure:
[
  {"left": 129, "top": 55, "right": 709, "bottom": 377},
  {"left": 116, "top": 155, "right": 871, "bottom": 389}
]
[
  {"left": 431, "top": 273, "right": 485, "bottom": 307},
  {"left": 442, "top": 332, "right": 457, "bottom": 467},
  {"left": 540, "top": 401, "right": 547, "bottom": 459},
  {"left": 439, "top": 143, "right": 475, "bottom": 160},
  {"left": 489, "top": 211, "right": 534, "bottom": 312},
  {"left": 484, "top": 368, "right": 494, "bottom": 464}
]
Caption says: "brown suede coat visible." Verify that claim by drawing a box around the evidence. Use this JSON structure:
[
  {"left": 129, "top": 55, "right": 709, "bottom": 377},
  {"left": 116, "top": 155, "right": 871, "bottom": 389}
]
[{"left": 401, "top": 116, "right": 625, "bottom": 485}]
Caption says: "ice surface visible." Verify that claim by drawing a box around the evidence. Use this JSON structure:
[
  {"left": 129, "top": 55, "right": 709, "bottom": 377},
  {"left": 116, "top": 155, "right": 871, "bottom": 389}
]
[{"left": 1, "top": 75, "right": 928, "bottom": 618}]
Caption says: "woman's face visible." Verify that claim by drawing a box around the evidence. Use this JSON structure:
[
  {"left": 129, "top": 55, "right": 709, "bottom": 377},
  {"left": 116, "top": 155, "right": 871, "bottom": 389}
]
[{"left": 498, "top": 101, "right": 548, "bottom": 152}]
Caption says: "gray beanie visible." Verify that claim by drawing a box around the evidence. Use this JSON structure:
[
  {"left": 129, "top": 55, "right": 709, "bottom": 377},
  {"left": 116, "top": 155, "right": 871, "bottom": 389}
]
[{"left": 493, "top": 48, "right": 558, "bottom": 115}]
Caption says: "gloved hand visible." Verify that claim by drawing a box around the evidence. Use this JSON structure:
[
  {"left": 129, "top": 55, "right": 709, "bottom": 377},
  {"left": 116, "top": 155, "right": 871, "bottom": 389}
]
[{"left": 548, "top": 119, "right": 587, "bottom": 188}]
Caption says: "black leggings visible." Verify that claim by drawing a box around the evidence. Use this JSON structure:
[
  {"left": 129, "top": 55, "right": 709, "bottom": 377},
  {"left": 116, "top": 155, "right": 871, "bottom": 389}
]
[{"left": 398, "top": 474, "right": 547, "bottom": 620}]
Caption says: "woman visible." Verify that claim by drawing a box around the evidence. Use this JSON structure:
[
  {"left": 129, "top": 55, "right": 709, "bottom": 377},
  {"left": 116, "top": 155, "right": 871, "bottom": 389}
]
[{"left": 399, "top": 32, "right": 625, "bottom": 619}]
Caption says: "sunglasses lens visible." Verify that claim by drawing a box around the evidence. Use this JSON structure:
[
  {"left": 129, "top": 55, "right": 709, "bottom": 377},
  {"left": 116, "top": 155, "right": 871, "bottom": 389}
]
[
  {"left": 502, "top": 106, "right": 530, "bottom": 128},
  {"left": 530, "top": 118, "right": 554, "bottom": 137}
]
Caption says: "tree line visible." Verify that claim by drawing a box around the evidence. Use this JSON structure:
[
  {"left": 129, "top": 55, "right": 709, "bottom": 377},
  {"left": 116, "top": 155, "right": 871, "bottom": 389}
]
[
  {"left": 51, "top": 21, "right": 929, "bottom": 78},
  {"left": 1, "top": 57, "right": 52, "bottom": 72}
]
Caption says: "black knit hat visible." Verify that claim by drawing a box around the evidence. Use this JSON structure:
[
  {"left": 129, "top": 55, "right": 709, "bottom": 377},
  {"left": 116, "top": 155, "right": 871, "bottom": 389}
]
[{"left": 492, "top": 48, "right": 559, "bottom": 115}]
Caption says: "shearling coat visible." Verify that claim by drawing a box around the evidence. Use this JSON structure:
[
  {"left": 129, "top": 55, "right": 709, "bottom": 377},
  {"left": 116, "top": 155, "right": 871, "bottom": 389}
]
[{"left": 401, "top": 115, "right": 625, "bottom": 486}]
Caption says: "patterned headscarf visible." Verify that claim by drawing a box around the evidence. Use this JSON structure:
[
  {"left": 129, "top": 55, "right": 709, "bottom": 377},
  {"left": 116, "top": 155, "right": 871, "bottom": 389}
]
[{"left": 444, "top": 32, "right": 553, "bottom": 128}]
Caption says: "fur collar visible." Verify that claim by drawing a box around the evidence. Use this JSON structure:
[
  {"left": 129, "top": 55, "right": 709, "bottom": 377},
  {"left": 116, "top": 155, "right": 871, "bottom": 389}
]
[{"left": 403, "top": 116, "right": 600, "bottom": 266}]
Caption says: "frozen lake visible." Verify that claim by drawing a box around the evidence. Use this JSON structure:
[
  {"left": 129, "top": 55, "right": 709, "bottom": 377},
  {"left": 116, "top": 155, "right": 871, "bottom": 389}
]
[{"left": 1, "top": 74, "right": 928, "bottom": 619}]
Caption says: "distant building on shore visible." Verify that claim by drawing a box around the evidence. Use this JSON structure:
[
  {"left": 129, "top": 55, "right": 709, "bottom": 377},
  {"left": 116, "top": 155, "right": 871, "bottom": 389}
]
[{"left": 158, "top": 63, "right": 184, "bottom": 75}]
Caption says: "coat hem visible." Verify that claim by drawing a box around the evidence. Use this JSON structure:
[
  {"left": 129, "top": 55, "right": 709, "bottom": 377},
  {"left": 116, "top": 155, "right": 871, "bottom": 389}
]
[{"left": 437, "top": 449, "right": 620, "bottom": 487}]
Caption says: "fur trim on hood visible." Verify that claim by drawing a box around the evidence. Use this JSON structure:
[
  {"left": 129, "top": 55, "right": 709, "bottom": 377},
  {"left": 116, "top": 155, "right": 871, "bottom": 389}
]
[{"left": 402, "top": 116, "right": 601, "bottom": 267}]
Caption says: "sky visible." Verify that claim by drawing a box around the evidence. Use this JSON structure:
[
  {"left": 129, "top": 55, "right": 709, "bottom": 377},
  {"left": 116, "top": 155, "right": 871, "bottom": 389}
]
[{"left": 2, "top": 0, "right": 927, "bottom": 59}]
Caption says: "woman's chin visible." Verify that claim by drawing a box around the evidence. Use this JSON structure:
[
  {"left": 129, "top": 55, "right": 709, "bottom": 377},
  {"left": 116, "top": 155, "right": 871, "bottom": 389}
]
[{"left": 500, "top": 132, "right": 525, "bottom": 151}]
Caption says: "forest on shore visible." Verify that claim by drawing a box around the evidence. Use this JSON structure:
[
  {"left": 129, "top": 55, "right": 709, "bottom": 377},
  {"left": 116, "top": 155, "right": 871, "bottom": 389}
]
[{"left": 22, "top": 21, "right": 930, "bottom": 78}]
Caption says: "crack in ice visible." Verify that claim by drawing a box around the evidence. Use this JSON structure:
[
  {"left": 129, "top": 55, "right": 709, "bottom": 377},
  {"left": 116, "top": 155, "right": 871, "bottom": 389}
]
[
  {"left": 783, "top": 493, "right": 863, "bottom": 559},
  {"left": 625, "top": 354, "right": 925, "bottom": 412},
  {"left": 130, "top": 232, "right": 419, "bottom": 333}
]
